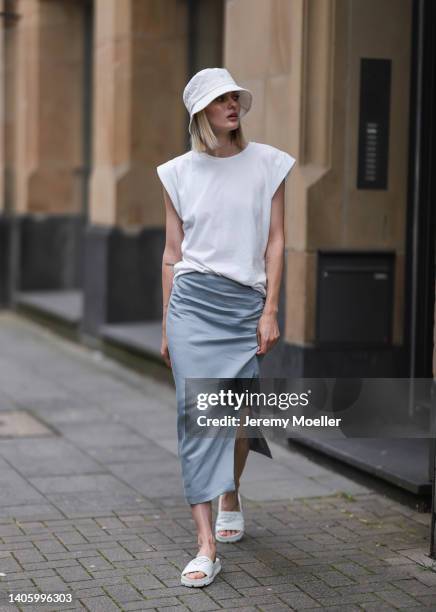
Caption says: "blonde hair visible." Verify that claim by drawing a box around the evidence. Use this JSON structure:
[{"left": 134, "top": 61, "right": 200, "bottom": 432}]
[{"left": 190, "top": 109, "right": 247, "bottom": 153}]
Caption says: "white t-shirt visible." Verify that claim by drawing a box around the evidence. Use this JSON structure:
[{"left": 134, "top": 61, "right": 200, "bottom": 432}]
[{"left": 156, "top": 141, "right": 296, "bottom": 297}]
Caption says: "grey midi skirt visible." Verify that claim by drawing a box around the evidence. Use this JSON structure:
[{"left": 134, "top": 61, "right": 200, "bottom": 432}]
[{"left": 166, "top": 271, "right": 273, "bottom": 505}]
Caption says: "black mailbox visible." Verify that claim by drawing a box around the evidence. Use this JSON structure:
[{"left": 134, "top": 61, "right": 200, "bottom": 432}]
[{"left": 316, "top": 251, "right": 395, "bottom": 346}]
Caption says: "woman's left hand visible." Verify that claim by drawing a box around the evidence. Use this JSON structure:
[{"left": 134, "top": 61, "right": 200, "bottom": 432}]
[{"left": 256, "top": 313, "right": 280, "bottom": 355}]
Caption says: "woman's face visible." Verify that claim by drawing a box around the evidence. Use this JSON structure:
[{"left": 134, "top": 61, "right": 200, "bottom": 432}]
[{"left": 204, "top": 91, "right": 241, "bottom": 134}]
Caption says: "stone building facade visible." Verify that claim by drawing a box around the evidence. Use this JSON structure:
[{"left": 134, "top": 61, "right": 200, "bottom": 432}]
[{"left": 1, "top": 0, "right": 435, "bottom": 490}]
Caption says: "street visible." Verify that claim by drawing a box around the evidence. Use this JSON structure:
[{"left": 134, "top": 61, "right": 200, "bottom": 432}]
[{"left": 0, "top": 312, "right": 434, "bottom": 611}]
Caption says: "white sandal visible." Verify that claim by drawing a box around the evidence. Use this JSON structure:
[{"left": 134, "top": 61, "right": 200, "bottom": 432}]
[
  {"left": 215, "top": 491, "right": 244, "bottom": 543},
  {"left": 180, "top": 554, "right": 221, "bottom": 587}
]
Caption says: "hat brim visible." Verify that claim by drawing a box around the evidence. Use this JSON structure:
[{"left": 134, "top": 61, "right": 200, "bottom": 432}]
[{"left": 188, "top": 84, "right": 252, "bottom": 134}]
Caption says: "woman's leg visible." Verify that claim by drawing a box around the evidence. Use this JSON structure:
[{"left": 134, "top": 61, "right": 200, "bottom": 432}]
[
  {"left": 217, "top": 410, "right": 250, "bottom": 537},
  {"left": 185, "top": 501, "right": 217, "bottom": 579},
  {"left": 185, "top": 409, "right": 249, "bottom": 574}
]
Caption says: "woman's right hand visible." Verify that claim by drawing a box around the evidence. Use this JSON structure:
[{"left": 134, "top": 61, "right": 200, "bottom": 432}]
[{"left": 161, "top": 333, "right": 172, "bottom": 368}]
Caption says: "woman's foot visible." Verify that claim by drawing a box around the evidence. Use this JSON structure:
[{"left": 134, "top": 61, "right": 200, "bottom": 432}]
[
  {"left": 185, "top": 540, "right": 216, "bottom": 580},
  {"left": 217, "top": 490, "right": 242, "bottom": 538}
]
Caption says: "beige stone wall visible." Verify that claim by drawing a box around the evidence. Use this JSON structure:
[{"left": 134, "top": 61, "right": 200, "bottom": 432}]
[
  {"left": 89, "top": 0, "right": 188, "bottom": 228},
  {"left": 225, "top": 0, "right": 412, "bottom": 347},
  {"left": 225, "top": 0, "right": 306, "bottom": 344},
  {"left": 305, "top": 0, "right": 411, "bottom": 347},
  {"left": 11, "top": 0, "right": 86, "bottom": 215},
  {"left": 1, "top": 1, "right": 423, "bottom": 359},
  {"left": 8, "top": 0, "right": 38, "bottom": 215},
  {"left": 0, "top": 0, "right": 19, "bottom": 212}
]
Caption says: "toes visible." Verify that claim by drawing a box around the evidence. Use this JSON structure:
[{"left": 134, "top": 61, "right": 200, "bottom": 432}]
[
  {"left": 218, "top": 529, "right": 240, "bottom": 537},
  {"left": 186, "top": 571, "right": 206, "bottom": 579}
]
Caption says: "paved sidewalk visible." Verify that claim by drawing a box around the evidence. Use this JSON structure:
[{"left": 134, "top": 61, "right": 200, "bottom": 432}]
[{"left": 0, "top": 311, "right": 434, "bottom": 611}]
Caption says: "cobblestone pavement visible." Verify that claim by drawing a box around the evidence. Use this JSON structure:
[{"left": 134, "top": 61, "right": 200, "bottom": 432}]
[{"left": 0, "top": 312, "right": 434, "bottom": 611}]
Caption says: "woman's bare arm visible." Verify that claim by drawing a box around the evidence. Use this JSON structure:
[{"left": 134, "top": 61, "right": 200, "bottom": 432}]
[
  {"left": 161, "top": 187, "right": 183, "bottom": 366},
  {"left": 263, "top": 180, "right": 285, "bottom": 315},
  {"left": 256, "top": 180, "right": 285, "bottom": 355}
]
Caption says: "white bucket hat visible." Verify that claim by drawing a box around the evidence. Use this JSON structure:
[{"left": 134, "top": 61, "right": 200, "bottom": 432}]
[{"left": 183, "top": 67, "right": 252, "bottom": 135}]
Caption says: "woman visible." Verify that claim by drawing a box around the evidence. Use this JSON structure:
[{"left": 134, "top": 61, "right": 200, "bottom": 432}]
[{"left": 156, "top": 68, "right": 296, "bottom": 588}]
